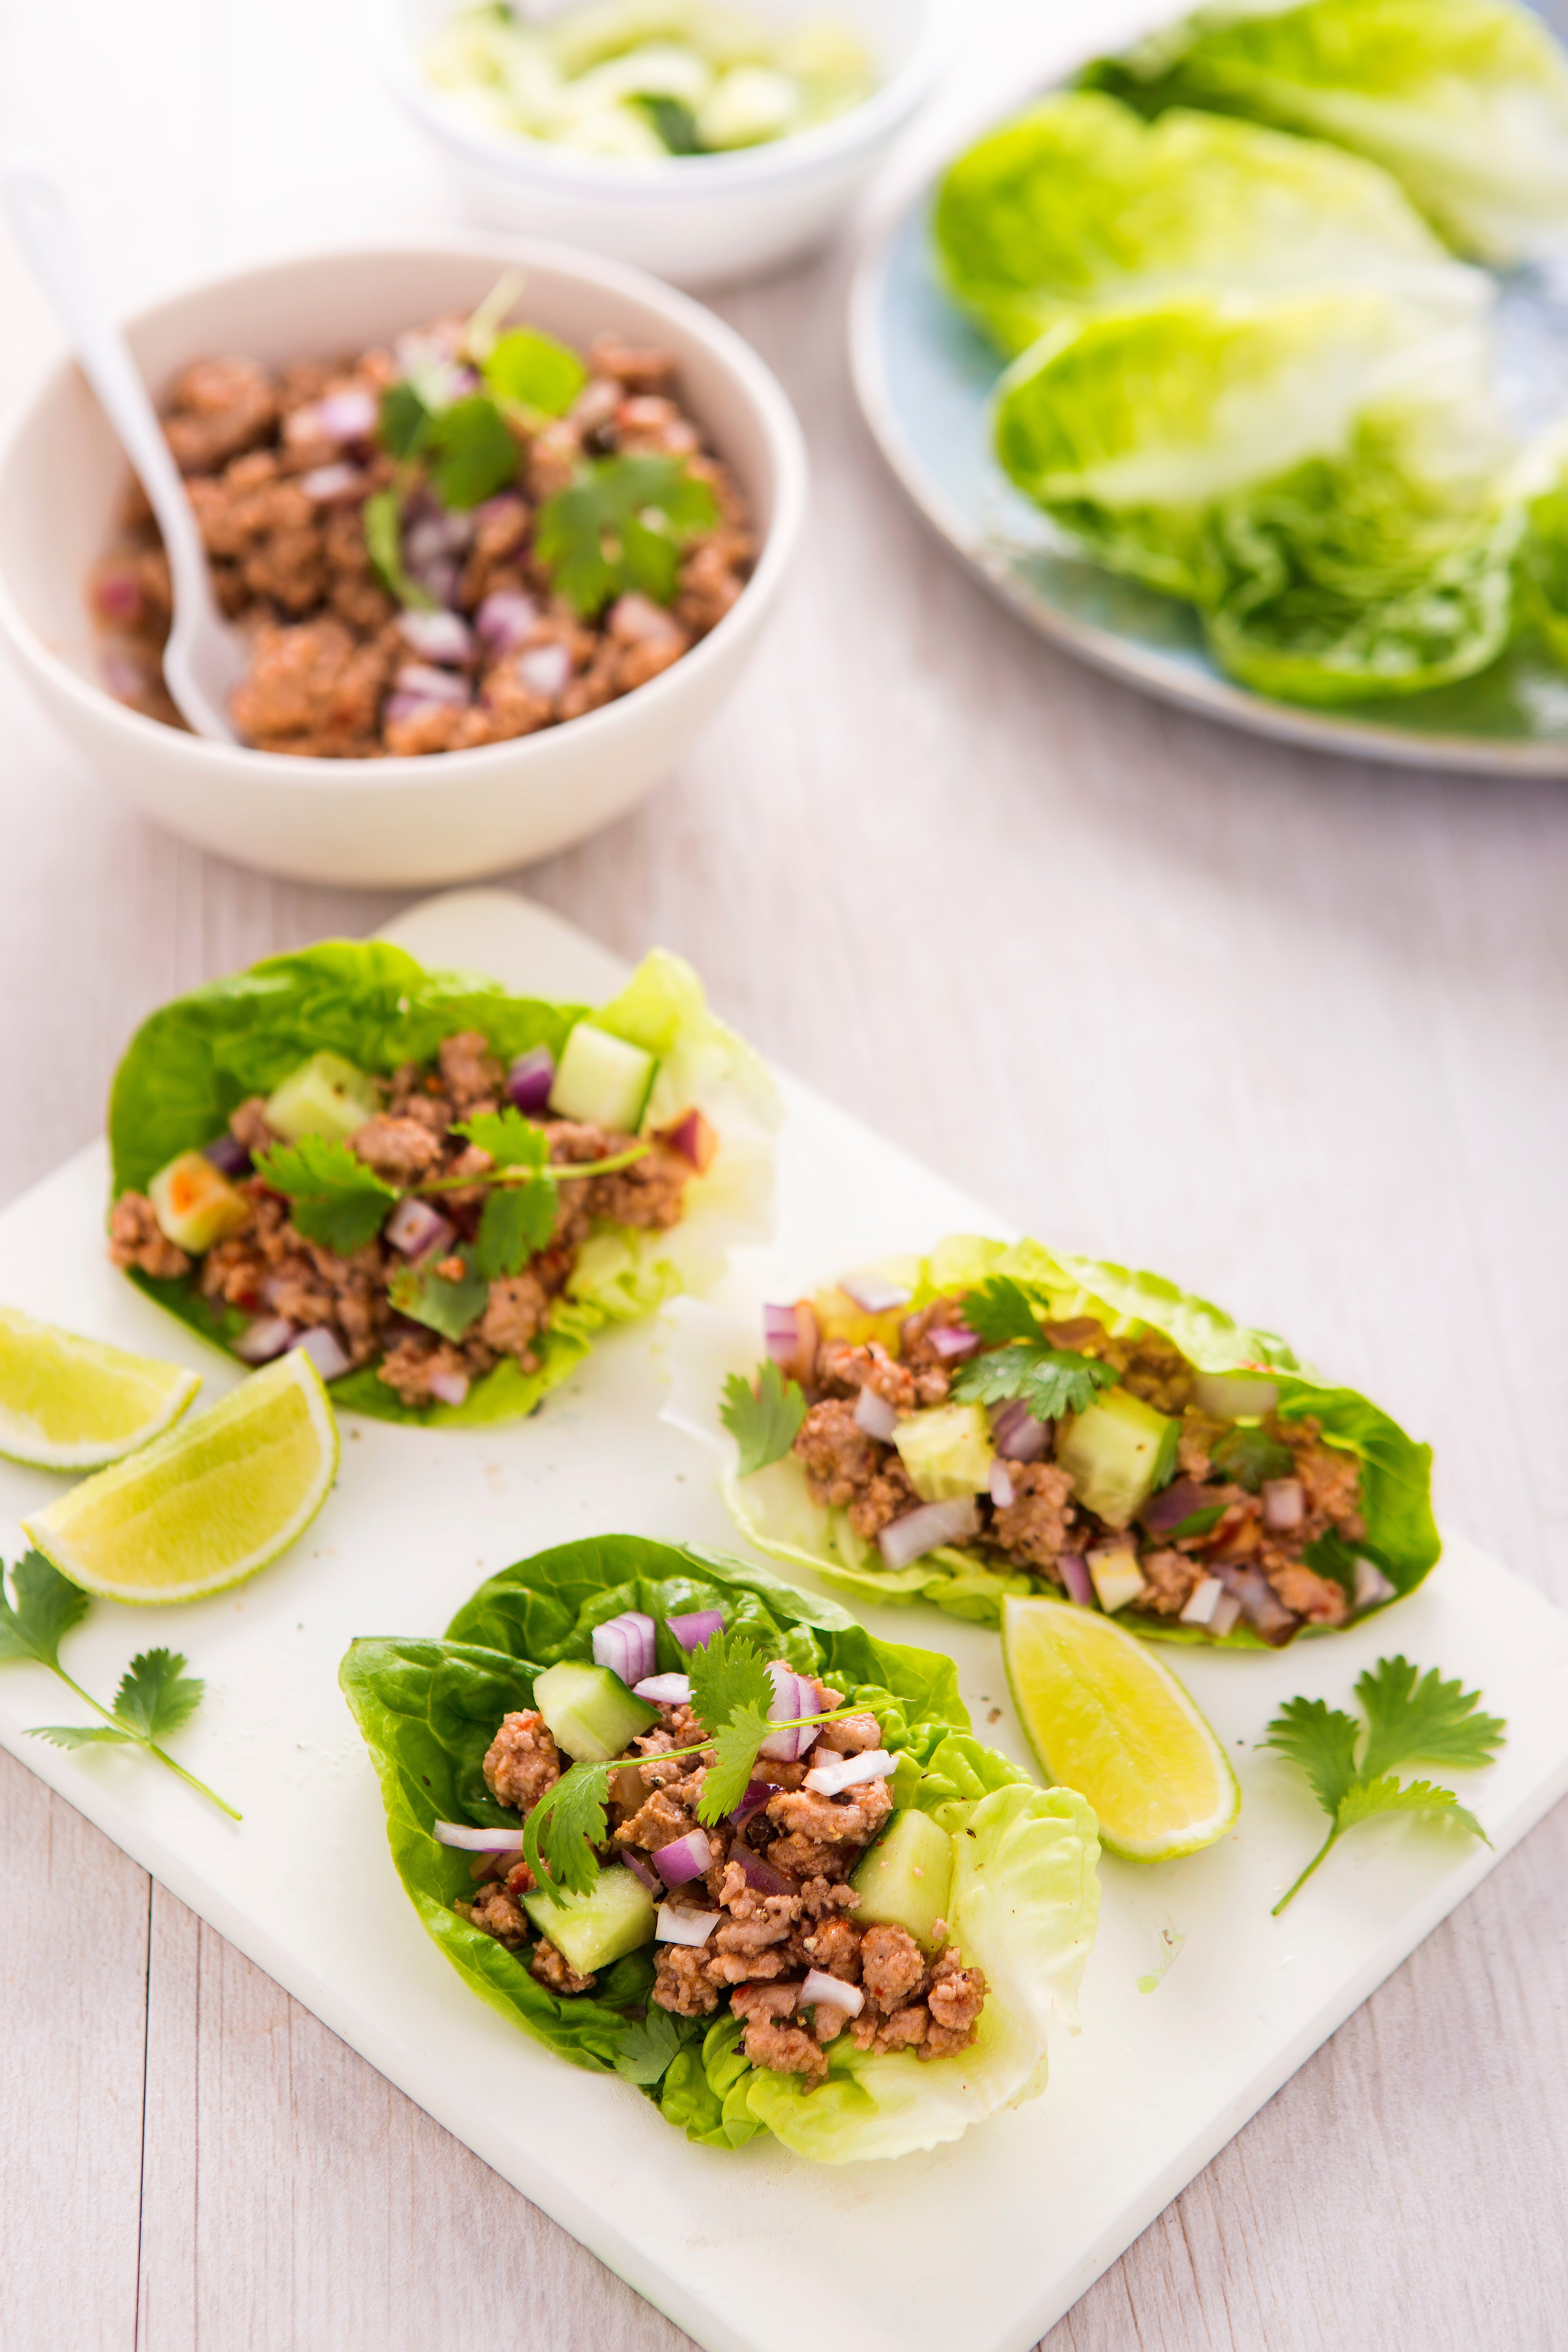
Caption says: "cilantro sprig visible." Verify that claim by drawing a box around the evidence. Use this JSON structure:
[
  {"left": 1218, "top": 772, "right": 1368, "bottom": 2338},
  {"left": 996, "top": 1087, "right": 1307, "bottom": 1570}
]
[
  {"left": 535, "top": 454, "right": 719, "bottom": 619},
  {"left": 719, "top": 1361, "right": 808, "bottom": 1476},
  {"left": 949, "top": 1276, "right": 1120, "bottom": 1423},
  {"left": 1263, "top": 1656, "right": 1505, "bottom": 1914},
  {"left": 1, "top": 1551, "right": 239, "bottom": 1819}
]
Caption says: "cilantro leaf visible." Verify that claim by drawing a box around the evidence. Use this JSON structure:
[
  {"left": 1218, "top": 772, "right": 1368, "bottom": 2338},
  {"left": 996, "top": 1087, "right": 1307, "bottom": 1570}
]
[
  {"left": 523, "top": 1762, "right": 611, "bottom": 1898},
  {"left": 535, "top": 454, "right": 720, "bottom": 618},
  {"left": 719, "top": 1362, "right": 807, "bottom": 1477},
  {"left": 473, "top": 1181, "right": 559, "bottom": 1279},
  {"left": 635, "top": 93, "right": 705, "bottom": 153},
  {"left": 483, "top": 326, "right": 587, "bottom": 419},
  {"left": 112, "top": 1649, "right": 204, "bottom": 1743},
  {"left": 951, "top": 1343, "right": 1118, "bottom": 1425},
  {"left": 28, "top": 1723, "right": 135, "bottom": 1749},
  {"left": 688, "top": 1625, "right": 774, "bottom": 1738},
  {"left": 427, "top": 394, "right": 520, "bottom": 510},
  {"left": 613, "top": 2005, "right": 686, "bottom": 2085},
  {"left": 0, "top": 1550, "right": 89, "bottom": 1670},
  {"left": 388, "top": 1247, "right": 490, "bottom": 1341},
  {"left": 363, "top": 487, "right": 436, "bottom": 610},
  {"left": 1355, "top": 1656, "right": 1507, "bottom": 1782},
  {"left": 959, "top": 1275, "right": 1048, "bottom": 1347},
  {"left": 1166, "top": 1503, "right": 1227, "bottom": 1542},
  {"left": 454, "top": 1110, "right": 549, "bottom": 1171},
  {"left": 253, "top": 1135, "right": 399, "bottom": 1253},
  {"left": 1210, "top": 1424, "right": 1294, "bottom": 1494},
  {"left": 379, "top": 380, "right": 432, "bottom": 461},
  {"left": 1334, "top": 1774, "right": 1489, "bottom": 1846},
  {"left": 1261, "top": 1695, "right": 1361, "bottom": 1817},
  {"left": 697, "top": 1700, "right": 775, "bottom": 1825}
]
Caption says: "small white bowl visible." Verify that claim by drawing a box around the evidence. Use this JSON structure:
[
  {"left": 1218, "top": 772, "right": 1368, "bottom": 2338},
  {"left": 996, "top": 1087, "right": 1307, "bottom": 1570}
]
[
  {"left": 378, "top": 0, "right": 958, "bottom": 289},
  {"left": 0, "top": 236, "right": 807, "bottom": 888}
]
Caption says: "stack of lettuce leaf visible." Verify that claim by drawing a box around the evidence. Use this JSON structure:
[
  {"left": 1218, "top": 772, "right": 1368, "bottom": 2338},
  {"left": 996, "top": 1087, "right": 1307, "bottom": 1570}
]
[{"left": 933, "top": 0, "right": 1568, "bottom": 709}]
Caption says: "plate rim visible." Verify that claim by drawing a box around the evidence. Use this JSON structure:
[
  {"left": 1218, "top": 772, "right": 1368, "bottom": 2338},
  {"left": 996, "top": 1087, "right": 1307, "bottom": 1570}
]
[{"left": 847, "top": 185, "right": 1568, "bottom": 780}]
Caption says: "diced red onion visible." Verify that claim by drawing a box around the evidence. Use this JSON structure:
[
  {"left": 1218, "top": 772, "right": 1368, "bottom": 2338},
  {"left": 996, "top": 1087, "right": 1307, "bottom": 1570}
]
[
  {"left": 991, "top": 1398, "right": 1047, "bottom": 1461},
  {"left": 840, "top": 1271, "right": 911, "bottom": 1315},
  {"left": 234, "top": 1315, "right": 295, "bottom": 1365},
  {"left": 517, "top": 642, "right": 573, "bottom": 699},
  {"left": 592, "top": 1610, "right": 657, "bottom": 1687},
  {"left": 729, "top": 1778, "right": 776, "bottom": 1829},
  {"left": 93, "top": 566, "right": 143, "bottom": 623},
  {"left": 1354, "top": 1557, "right": 1396, "bottom": 1608},
  {"left": 1058, "top": 1551, "right": 1096, "bottom": 1609},
  {"left": 475, "top": 589, "right": 539, "bottom": 651},
  {"left": 427, "top": 1367, "right": 470, "bottom": 1408},
  {"left": 315, "top": 387, "right": 377, "bottom": 442},
  {"left": 929, "top": 1325, "right": 982, "bottom": 1361},
  {"left": 398, "top": 610, "right": 475, "bottom": 666},
  {"left": 853, "top": 1388, "right": 899, "bottom": 1443},
  {"left": 1218, "top": 1564, "right": 1298, "bottom": 1646},
  {"left": 802, "top": 1968, "right": 864, "bottom": 2017},
  {"left": 656, "top": 1902, "right": 720, "bottom": 1947},
  {"left": 1178, "top": 1574, "right": 1227, "bottom": 1628},
  {"left": 100, "top": 647, "right": 151, "bottom": 700},
  {"left": 759, "top": 1662, "right": 821, "bottom": 1763},
  {"left": 405, "top": 508, "right": 474, "bottom": 564},
  {"left": 1209, "top": 1592, "right": 1243, "bottom": 1638},
  {"left": 634, "top": 1672, "right": 692, "bottom": 1704},
  {"left": 300, "top": 462, "right": 364, "bottom": 503},
  {"left": 433, "top": 1818, "right": 525, "bottom": 1852},
  {"left": 803, "top": 1748, "right": 893, "bottom": 1796},
  {"left": 383, "top": 692, "right": 443, "bottom": 728},
  {"left": 621, "top": 1851, "right": 661, "bottom": 1894},
  {"left": 1139, "top": 1477, "right": 1214, "bottom": 1537},
  {"left": 732, "top": 1842, "right": 793, "bottom": 1895},
  {"left": 988, "top": 1457, "right": 1015, "bottom": 1508},
  {"left": 202, "top": 1132, "right": 251, "bottom": 1177},
  {"left": 1261, "top": 1477, "right": 1304, "bottom": 1531},
  {"left": 406, "top": 555, "right": 463, "bottom": 611},
  {"left": 762, "top": 1301, "right": 817, "bottom": 1388},
  {"left": 396, "top": 662, "right": 471, "bottom": 707},
  {"left": 668, "top": 1608, "right": 725, "bottom": 1653},
  {"left": 385, "top": 1196, "right": 456, "bottom": 1259},
  {"left": 652, "top": 1829, "right": 711, "bottom": 1887},
  {"left": 659, "top": 1109, "right": 717, "bottom": 1174},
  {"left": 505, "top": 1047, "right": 555, "bottom": 1114},
  {"left": 877, "top": 1496, "right": 980, "bottom": 1572},
  {"left": 289, "top": 1326, "right": 351, "bottom": 1382}
]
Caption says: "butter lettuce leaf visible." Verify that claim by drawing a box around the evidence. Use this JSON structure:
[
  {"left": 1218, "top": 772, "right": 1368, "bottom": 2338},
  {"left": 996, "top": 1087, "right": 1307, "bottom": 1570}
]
[
  {"left": 1080, "top": 0, "right": 1568, "bottom": 265},
  {"left": 341, "top": 1535, "right": 1095, "bottom": 2163}
]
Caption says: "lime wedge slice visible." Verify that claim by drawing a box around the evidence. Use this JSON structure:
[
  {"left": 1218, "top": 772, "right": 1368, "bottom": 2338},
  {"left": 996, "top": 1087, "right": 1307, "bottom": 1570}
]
[
  {"left": 22, "top": 1352, "right": 338, "bottom": 1604},
  {"left": 1002, "top": 1594, "right": 1240, "bottom": 1862},
  {"left": 0, "top": 1304, "right": 201, "bottom": 1470}
]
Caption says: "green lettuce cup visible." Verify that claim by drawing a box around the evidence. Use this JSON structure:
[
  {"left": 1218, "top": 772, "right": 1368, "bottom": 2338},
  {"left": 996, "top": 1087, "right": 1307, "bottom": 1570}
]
[
  {"left": 662, "top": 1234, "right": 1439, "bottom": 1646},
  {"left": 339, "top": 1535, "right": 1100, "bottom": 2163},
  {"left": 105, "top": 938, "right": 778, "bottom": 1427}
]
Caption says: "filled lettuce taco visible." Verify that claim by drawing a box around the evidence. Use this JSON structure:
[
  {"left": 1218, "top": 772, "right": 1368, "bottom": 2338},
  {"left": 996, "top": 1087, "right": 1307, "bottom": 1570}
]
[
  {"left": 662, "top": 1234, "right": 1439, "bottom": 1647},
  {"left": 339, "top": 1535, "right": 1099, "bottom": 2163},
  {"left": 105, "top": 939, "right": 777, "bottom": 1426}
]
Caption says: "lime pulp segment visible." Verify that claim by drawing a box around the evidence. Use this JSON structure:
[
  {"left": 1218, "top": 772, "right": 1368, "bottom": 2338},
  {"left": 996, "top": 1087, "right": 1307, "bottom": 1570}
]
[{"left": 0, "top": 1303, "right": 200, "bottom": 1470}]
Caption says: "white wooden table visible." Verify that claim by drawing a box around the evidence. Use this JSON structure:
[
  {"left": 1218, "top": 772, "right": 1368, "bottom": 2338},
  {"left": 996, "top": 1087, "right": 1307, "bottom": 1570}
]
[{"left": 3, "top": 4, "right": 1567, "bottom": 2346}]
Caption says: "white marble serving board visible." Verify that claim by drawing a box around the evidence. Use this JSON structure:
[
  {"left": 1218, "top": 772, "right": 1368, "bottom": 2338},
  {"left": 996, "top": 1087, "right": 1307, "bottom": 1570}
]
[{"left": 1, "top": 886, "right": 1565, "bottom": 2352}]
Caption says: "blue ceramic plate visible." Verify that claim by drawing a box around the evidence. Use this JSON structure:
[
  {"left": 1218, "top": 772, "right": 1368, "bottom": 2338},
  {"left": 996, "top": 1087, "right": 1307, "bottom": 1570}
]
[{"left": 850, "top": 178, "right": 1568, "bottom": 774}]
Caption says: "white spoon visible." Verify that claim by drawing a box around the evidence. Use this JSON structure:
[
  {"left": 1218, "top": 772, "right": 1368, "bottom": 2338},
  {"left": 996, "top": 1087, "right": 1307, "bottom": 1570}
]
[{"left": 4, "top": 162, "right": 246, "bottom": 742}]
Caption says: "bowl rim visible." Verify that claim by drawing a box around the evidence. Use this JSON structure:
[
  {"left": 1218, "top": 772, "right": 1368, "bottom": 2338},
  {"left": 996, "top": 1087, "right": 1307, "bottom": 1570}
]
[
  {"left": 374, "top": 0, "right": 961, "bottom": 199},
  {"left": 0, "top": 229, "right": 808, "bottom": 795}
]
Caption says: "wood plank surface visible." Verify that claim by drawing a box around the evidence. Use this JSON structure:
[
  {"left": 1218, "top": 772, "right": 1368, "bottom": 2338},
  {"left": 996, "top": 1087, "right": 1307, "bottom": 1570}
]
[{"left": 2, "top": 0, "right": 1567, "bottom": 2345}]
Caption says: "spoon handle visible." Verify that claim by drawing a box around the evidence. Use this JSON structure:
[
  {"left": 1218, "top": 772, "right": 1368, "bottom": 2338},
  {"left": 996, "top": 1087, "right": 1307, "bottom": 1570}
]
[{"left": 3, "top": 162, "right": 223, "bottom": 647}]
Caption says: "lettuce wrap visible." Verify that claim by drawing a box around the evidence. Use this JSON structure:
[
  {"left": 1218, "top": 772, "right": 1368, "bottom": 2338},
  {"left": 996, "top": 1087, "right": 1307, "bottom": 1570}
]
[
  {"left": 662, "top": 1235, "right": 1439, "bottom": 1646},
  {"left": 107, "top": 939, "right": 778, "bottom": 1427},
  {"left": 339, "top": 1535, "right": 1100, "bottom": 2163}
]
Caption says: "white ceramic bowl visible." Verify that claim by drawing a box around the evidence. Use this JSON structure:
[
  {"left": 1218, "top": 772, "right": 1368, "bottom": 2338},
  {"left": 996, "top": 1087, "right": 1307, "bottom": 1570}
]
[
  {"left": 0, "top": 236, "right": 807, "bottom": 888},
  {"left": 378, "top": 0, "right": 958, "bottom": 288}
]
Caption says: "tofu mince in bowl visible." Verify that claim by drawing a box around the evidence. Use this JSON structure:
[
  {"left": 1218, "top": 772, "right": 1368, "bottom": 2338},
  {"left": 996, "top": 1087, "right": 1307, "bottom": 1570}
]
[
  {"left": 664, "top": 1234, "right": 1439, "bottom": 1644},
  {"left": 341, "top": 1537, "right": 1100, "bottom": 2159},
  {"left": 105, "top": 937, "right": 779, "bottom": 1424}
]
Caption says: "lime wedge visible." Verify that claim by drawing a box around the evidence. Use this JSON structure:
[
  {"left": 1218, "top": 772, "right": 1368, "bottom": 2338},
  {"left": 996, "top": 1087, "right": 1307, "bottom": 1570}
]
[
  {"left": 1002, "top": 1594, "right": 1239, "bottom": 1862},
  {"left": 0, "top": 1304, "right": 201, "bottom": 1470},
  {"left": 22, "top": 1352, "right": 338, "bottom": 1604}
]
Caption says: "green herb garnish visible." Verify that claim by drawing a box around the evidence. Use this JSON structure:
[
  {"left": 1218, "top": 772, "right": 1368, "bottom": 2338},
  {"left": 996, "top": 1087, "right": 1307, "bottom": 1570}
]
[
  {"left": 1263, "top": 1655, "right": 1505, "bottom": 1913},
  {"left": 363, "top": 486, "right": 436, "bottom": 610},
  {"left": 535, "top": 453, "right": 719, "bottom": 618},
  {"left": 612, "top": 2005, "right": 686, "bottom": 2085},
  {"left": 958, "top": 1275, "right": 1050, "bottom": 1346},
  {"left": 484, "top": 325, "right": 588, "bottom": 420},
  {"left": 1211, "top": 1423, "right": 1294, "bottom": 1493},
  {"left": 951, "top": 1343, "right": 1118, "bottom": 1424},
  {"left": 2, "top": 1551, "right": 238, "bottom": 1819},
  {"left": 635, "top": 93, "right": 705, "bottom": 153},
  {"left": 719, "top": 1360, "right": 808, "bottom": 1475},
  {"left": 388, "top": 1248, "right": 492, "bottom": 1342},
  {"left": 252, "top": 1136, "right": 399, "bottom": 1252}
]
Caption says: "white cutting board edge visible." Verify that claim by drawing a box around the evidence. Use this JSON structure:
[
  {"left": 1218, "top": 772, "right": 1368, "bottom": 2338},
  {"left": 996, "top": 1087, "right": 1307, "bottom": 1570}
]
[{"left": 0, "top": 885, "right": 1563, "bottom": 2352}]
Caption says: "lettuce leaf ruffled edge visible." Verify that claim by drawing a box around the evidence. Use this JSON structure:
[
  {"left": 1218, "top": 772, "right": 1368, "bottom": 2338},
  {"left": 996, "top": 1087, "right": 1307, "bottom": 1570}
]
[
  {"left": 339, "top": 1533, "right": 1099, "bottom": 2163},
  {"left": 660, "top": 1234, "right": 1439, "bottom": 1644},
  {"left": 109, "top": 939, "right": 780, "bottom": 1429}
]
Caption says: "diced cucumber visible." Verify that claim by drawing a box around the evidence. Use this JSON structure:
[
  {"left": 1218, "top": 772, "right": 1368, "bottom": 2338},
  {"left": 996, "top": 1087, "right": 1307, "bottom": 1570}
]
[
  {"left": 893, "top": 1403, "right": 994, "bottom": 1502},
  {"left": 148, "top": 1152, "right": 251, "bottom": 1253},
  {"left": 548, "top": 1022, "right": 655, "bottom": 1132},
  {"left": 264, "top": 1051, "right": 381, "bottom": 1145},
  {"left": 523, "top": 1860, "right": 657, "bottom": 1976},
  {"left": 532, "top": 1659, "right": 656, "bottom": 1763},
  {"left": 1057, "top": 1388, "right": 1175, "bottom": 1528},
  {"left": 850, "top": 1808, "right": 954, "bottom": 1950}
]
